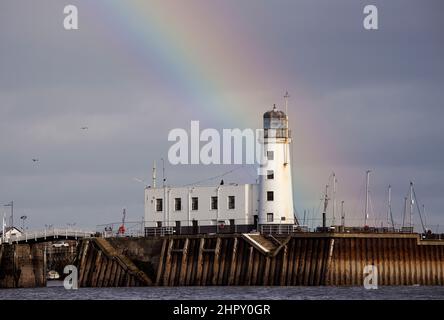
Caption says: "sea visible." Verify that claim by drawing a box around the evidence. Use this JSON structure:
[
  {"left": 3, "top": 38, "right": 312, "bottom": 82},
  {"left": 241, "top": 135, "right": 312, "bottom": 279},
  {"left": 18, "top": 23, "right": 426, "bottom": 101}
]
[{"left": 0, "top": 282, "right": 443, "bottom": 300}]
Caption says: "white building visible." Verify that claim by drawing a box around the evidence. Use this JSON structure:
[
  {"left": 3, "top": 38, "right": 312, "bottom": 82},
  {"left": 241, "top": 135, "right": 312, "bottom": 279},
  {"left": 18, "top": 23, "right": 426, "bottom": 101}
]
[
  {"left": 144, "top": 104, "right": 297, "bottom": 235},
  {"left": 145, "top": 184, "right": 259, "bottom": 234},
  {"left": 0, "top": 226, "right": 23, "bottom": 244}
]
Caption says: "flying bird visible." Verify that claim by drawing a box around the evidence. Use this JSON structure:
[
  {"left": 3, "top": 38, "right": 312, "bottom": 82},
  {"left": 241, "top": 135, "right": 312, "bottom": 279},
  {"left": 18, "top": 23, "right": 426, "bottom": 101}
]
[
  {"left": 32, "top": 159, "right": 39, "bottom": 162},
  {"left": 81, "top": 126, "right": 88, "bottom": 130}
]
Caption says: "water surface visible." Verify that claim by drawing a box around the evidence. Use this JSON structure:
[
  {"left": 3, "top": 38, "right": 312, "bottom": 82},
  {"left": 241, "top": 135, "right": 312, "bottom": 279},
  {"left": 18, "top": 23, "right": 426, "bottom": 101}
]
[{"left": 0, "top": 283, "right": 443, "bottom": 300}]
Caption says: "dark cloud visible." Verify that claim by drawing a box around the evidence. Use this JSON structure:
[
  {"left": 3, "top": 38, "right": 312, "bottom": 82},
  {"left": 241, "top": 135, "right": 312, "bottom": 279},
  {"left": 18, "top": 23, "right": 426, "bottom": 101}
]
[{"left": 0, "top": 0, "right": 443, "bottom": 230}]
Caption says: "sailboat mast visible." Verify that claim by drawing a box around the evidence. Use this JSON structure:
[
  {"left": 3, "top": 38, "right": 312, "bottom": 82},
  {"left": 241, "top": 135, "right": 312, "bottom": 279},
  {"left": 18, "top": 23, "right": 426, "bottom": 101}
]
[
  {"left": 387, "top": 185, "right": 391, "bottom": 227},
  {"left": 409, "top": 182, "right": 414, "bottom": 228},
  {"left": 364, "top": 170, "right": 371, "bottom": 226},
  {"left": 341, "top": 200, "right": 345, "bottom": 227},
  {"left": 322, "top": 185, "right": 329, "bottom": 228},
  {"left": 402, "top": 196, "right": 407, "bottom": 228},
  {"left": 332, "top": 173, "right": 336, "bottom": 226}
]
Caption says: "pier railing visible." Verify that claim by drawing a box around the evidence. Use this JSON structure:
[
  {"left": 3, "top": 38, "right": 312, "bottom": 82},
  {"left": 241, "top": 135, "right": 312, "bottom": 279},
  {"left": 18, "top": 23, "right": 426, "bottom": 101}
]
[
  {"left": 260, "top": 224, "right": 299, "bottom": 235},
  {"left": 94, "top": 218, "right": 444, "bottom": 239},
  {"left": 1, "top": 228, "right": 95, "bottom": 244},
  {"left": 96, "top": 221, "right": 145, "bottom": 238}
]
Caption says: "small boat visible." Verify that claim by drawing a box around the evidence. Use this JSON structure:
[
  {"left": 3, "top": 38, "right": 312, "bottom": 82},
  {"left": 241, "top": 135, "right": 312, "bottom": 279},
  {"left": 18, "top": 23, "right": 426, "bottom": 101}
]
[{"left": 47, "top": 270, "right": 60, "bottom": 280}]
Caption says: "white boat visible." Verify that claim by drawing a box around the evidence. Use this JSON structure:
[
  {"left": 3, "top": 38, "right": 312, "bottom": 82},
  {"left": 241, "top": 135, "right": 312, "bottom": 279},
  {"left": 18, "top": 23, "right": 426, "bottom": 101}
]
[{"left": 47, "top": 270, "right": 60, "bottom": 280}]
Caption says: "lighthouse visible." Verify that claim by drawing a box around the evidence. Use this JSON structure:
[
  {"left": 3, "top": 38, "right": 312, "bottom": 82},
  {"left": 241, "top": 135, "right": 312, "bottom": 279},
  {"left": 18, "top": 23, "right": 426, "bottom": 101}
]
[
  {"left": 145, "top": 95, "right": 297, "bottom": 236},
  {"left": 258, "top": 99, "right": 295, "bottom": 231}
]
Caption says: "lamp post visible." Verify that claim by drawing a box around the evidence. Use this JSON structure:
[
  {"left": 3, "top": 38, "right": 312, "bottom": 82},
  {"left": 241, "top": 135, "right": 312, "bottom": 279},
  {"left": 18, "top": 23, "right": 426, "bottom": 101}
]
[
  {"left": 4, "top": 201, "right": 13, "bottom": 227},
  {"left": 20, "top": 215, "right": 27, "bottom": 232}
]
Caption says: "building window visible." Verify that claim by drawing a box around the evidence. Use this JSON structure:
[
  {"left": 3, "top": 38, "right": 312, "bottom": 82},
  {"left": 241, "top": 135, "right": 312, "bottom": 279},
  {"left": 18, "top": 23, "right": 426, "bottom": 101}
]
[
  {"left": 267, "top": 151, "right": 274, "bottom": 160},
  {"left": 174, "top": 198, "right": 182, "bottom": 211},
  {"left": 156, "top": 199, "right": 163, "bottom": 212},
  {"left": 267, "top": 170, "right": 274, "bottom": 180},
  {"left": 281, "top": 217, "right": 286, "bottom": 221},
  {"left": 192, "top": 197, "right": 198, "bottom": 211},
  {"left": 267, "top": 191, "right": 274, "bottom": 201},
  {"left": 157, "top": 221, "right": 162, "bottom": 227},
  {"left": 228, "top": 196, "right": 235, "bottom": 210},
  {"left": 211, "top": 196, "right": 218, "bottom": 210},
  {"left": 267, "top": 213, "right": 274, "bottom": 222}
]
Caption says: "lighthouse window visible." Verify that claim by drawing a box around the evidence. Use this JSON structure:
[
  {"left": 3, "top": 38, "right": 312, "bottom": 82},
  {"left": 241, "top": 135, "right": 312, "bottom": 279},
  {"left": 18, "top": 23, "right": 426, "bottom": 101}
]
[
  {"left": 267, "top": 170, "right": 274, "bottom": 180},
  {"left": 228, "top": 196, "right": 235, "bottom": 209},
  {"left": 174, "top": 198, "right": 182, "bottom": 211},
  {"left": 192, "top": 197, "right": 199, "bottom": 211},
  {"left": 267, "top": 213, "right": 274, "bottom": 222},
  {"left": 211, "top": 196, "right": 218, "bottom": 210},
  {"left": 156, "top": 199, "right": 163, "bottom": 212},
  {"left": 267, "top": 191, "right": 274, "bottom": 201},
  {"left": 267, "top": 151, "right": 274, "bottom": 160}
]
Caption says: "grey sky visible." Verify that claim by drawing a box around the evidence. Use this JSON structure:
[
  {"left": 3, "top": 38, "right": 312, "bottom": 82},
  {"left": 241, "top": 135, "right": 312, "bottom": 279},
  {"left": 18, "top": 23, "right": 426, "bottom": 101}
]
[{"left": 0, "top": 0, "right": 443, "bottom": 231}]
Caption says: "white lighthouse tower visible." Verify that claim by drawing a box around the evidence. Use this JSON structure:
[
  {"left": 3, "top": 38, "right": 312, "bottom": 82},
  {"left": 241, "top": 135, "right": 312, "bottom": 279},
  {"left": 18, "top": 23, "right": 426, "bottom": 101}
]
[{"left": 258, "top": 96, "right": 295, "bottom": 232}]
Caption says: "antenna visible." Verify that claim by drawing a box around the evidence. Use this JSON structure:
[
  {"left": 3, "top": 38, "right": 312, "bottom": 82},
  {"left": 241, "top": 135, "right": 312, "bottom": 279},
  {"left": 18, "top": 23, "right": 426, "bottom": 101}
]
[
  {"left": 152, "top": 160, "right": 157, "bottom": 188},
  {"left": 364, "top": 170, "right": 371, "bottom": 226},
  {"left": 284, "top": 91, "right": 290, "bottom": 117},
  {"left": 20, "top": 215, "right": 27, "bottom": 231},
  {"left": 161, "top": 158, "right": 166, "bottom": 188}
]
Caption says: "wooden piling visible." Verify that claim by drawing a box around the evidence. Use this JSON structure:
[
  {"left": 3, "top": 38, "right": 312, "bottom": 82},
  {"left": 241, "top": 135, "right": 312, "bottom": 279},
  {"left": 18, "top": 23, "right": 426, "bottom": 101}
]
[
  {"left": 195, "top": 238, "right": 205, "bottom": 285},
  {"left": 217, "top": 238, "right": 228, "bottom": 285},
  {"left": 251, "top": 247, "right": 261, "bottom": 285},
  {"left": 296, "top": 238, "right": 307, "bottom": 285},
  {"left": 91, "top": 251, "right": 102, "bottom": 287},
  {"left": 162, "top": 239, "right": 174, "bottom": 286},
  {"left": 155, "top": 239, "right": 167, "bottom": 285},
  {"left": 169, "top": 242, "right": 179, "bottom": 286},
  {"left": 245, "top": 246, "right": 254, "bottom": 286},
  {"left": 279, "top": 245, "right": 288, "bottom": 286},
  {"left": 286, "top": 239, "right": 295, "bottom": 285},
  {"left": 228, "top": 237, "right": 238, "bottom": 285},
  {"left": 178, "top": 238, "right": 190, "bottom": 286},
  {"left": 291, "top": 239, "right": 301, "bottom": 285},
  {"left": 97, "top": 256, "right": 108, "bottom": 287}
]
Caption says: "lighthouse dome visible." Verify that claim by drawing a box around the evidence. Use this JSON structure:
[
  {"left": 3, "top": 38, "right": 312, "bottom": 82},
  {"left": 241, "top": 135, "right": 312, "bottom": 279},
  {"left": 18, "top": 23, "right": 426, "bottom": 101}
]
[
  {"left": 263, "top": 105, "right": 286, "bottom": 120},
  {"left": 263, "top": 105, "right": 288, "bottom": 132}
]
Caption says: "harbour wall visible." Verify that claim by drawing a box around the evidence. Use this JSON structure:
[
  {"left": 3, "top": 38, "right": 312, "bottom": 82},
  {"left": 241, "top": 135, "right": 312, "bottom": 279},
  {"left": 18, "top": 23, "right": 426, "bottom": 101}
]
[
  {"left": 2, "top": 233, "right": 443, "bottom": 288},
  {"left": 0, "top": 243, "right": 46, "bottom": 288},
  {"left": 76, "top": 233, "right": 444, "bottom": 287}
]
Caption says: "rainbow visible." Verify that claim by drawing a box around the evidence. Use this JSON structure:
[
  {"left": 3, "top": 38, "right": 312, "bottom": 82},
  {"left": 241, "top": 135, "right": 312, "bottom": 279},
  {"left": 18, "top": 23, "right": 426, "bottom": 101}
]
[{"left": 85, "top": 1, "right": 339, "bottom": 215}]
